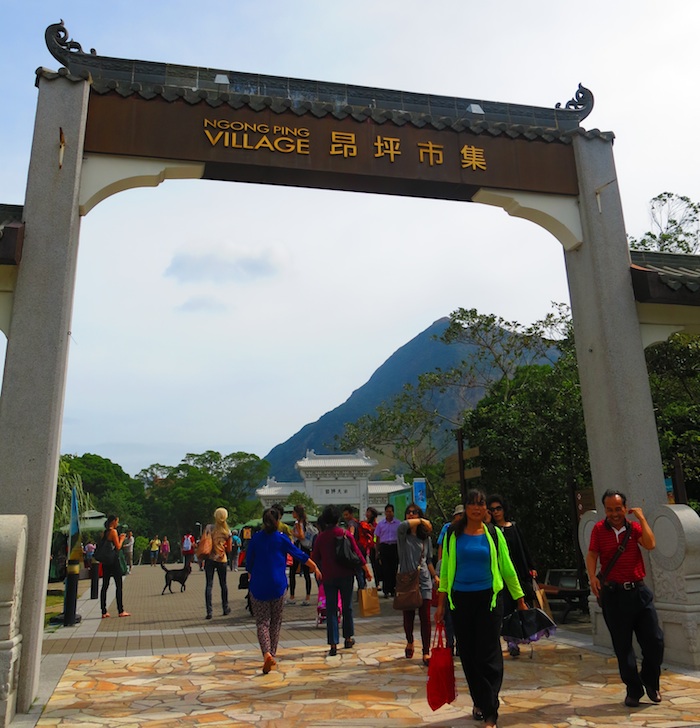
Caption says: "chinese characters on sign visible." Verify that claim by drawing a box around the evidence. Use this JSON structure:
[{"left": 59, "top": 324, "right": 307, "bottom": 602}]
[
  {"left": 202, "top": 119, "right": 487, "bottom": 171},
  {"left": 324, "top": 488, "right": 350, "bottom": 495}
]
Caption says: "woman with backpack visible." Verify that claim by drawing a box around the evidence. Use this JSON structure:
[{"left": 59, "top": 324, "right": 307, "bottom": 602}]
[
  {"left": 289, "top": 504, "right": 316, "bottom": 606},
  {"left": 435, "top": 489, "right": 526, "bottom": 728}
]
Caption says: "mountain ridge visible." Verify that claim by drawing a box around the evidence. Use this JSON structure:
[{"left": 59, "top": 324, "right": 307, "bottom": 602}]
[{"left": 263, "top": 317, "right": 482, "bottom": 481}]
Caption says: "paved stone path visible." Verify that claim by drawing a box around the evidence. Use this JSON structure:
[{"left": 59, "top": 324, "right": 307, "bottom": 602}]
[{"left": 19, "top": 565, "right": 700, "bottom": 727}]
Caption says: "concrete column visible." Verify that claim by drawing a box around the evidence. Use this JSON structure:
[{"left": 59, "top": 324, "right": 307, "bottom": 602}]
[
  {"left": 0, "top": 75, "right": 89, "bottom": 712},
  {"left": 566, "top": 135, "right": 666, "bottom": 509},
  {"left": 569, "top": 135, "right": 700, "bottom": 668}
]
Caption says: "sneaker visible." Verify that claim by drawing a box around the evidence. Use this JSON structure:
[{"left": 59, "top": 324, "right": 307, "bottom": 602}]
[
  {"left": 286, "top": 598, "right": 296, "bottom": 605},
  {"left": 223, "top": 607, "right": 231, "bottom": 616},
  {"left": 328, "top": 645, "right": 337, "bottom": 657},
  {"left": 344, "top": 638, "right": 355, "bottom": 649},
  {"left": 205, "top": 614, "right": 213, "bottom": 620}
]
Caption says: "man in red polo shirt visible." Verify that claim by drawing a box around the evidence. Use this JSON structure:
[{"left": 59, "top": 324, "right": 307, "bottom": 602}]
[{"left": 586, "top": 489, "right": 664, "bottom": 707}]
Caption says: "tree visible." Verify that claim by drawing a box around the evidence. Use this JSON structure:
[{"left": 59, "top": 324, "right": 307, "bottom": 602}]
[
  {"left": 65, "top": 452, "right": 148, "bottom": 534},
  {"left": 629, "top": 192, "right": 700, "bottom": 254},
  {"left": 339, "top": 306, "right": 568, "bottom": 524},
  {"left": 54, "top": 458, "right": 94, "bottom": 531},
  {"left": 284, "top": 490, "right": 320, "bottom": 516}
]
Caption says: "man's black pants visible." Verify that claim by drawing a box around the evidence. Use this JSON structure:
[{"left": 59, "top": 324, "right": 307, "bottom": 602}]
[
  {"left": 601, "top": 584, "right": 664, "bottom": 697},
  {"left": 379, "top": 542, "right": 398, "bottom": 596}
]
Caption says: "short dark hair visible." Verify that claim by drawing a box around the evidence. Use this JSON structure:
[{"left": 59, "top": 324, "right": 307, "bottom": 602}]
[
  {"left": 602, "top": 489, "right": 627, "bottom": 506},
  {"left": 320, "top": 504, "right": 340, "bottom": 527},
  {"left": 384, "top": 503, "right": 394, "bottom": 511},
  {"left": 343, "top": 505, "right": 355, "bottom": 515},
  {"left": 465, "top": 488, "right": 486, "bottom": 506}
]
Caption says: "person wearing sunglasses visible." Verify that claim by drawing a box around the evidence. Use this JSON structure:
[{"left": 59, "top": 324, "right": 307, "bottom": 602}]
[
  {"left": 396, "top": 503, "right": 437, "bottom": 665},
  {"left": 487, "top": 494, "right": 537, "bottom": 657}
]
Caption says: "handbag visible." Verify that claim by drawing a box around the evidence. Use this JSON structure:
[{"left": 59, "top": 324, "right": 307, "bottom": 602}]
[
  {"left": 426, "top": 621, "right": 457, "bottom": 711},
  {"left": 358, "top": 587, "right": 381, "bottom": 617},
  {"left": 118, "top": 550, "right": 128, "bottom": 576},
  {"left": 532, "top": 578, "right": 554, "bottom": 620},
  {"left": 196, "top": 530, "right": 213, "bottom": 559},
  {"left": 334, "top": 534, "right": 362, "bottom": 569},
  {"left": 93, "top": 534, "right": 117, "bottom": 566},
  {"left": 595, "top": 522, "right": 632, "bottom": 607},
  {"left": 393, "top": 568, "right": 423, "bottom": 610}
]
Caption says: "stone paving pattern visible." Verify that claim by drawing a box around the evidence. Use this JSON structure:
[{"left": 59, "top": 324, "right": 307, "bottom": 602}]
[{"left": 35, "top": 564, "right": 700, "bottom": 727}]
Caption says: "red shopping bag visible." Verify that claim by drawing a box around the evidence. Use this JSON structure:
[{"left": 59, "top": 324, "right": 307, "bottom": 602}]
[{"left": 426, "top": 621, "right": 457, "bottom": 711}]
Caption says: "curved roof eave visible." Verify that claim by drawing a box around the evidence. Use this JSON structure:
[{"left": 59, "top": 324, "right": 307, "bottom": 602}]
[{"left": 43, "top": 21, "right": 611, "bottom": 144}]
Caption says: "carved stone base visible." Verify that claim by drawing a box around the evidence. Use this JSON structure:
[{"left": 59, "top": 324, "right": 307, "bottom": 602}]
[{"left": 0, "top": 515, "right": 27, "bottom": 726}]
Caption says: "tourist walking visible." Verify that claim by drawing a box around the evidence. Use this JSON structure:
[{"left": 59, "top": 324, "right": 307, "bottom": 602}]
[
  {"left": 149, "top": 535, "right": 161, "bottom": 566},
  {"left": 159, "top": 536, "right": 170, "bottom": 564},
  {"left": 311, "top": 505, "right": 372, "bottom": 656},
  {"left": 122, "top": 530, "right": 134, "bottom": 573},
  {"left": 203, "top": 508, "right": 233, "bottom": 619},
  {"left": 487, "top": 494, "right": 537, "bottom": 657},
  {"left": 100, "top": 515, "right": 130, "bottom": 618},
  {"left": 247, "top": 507, "right": 321, "bottom": 674},
  {"left": 436, "top": 489, "right": 526, "bottom": 728},
  {"left": 374, "top": 504, "right": 401, "bottom": 598},
  {"left": 397, "top": 504, "right": 438, "bottom": 666},
  {"left": 289, "top": 504, "right": 316, "bottom": 605},
  {"left": 586, "top": 489, "right": 664, "bottom": 707}
]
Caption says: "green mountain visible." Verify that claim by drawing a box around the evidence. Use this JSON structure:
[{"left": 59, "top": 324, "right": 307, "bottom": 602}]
[{"left": 263, "top": 317, "right": 484, "bottom": 481}]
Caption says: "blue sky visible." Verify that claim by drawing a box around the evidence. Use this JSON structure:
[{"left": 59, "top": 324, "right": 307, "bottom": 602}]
[{"left": 2, "top": 1, "right": 699, "bottom": 476}]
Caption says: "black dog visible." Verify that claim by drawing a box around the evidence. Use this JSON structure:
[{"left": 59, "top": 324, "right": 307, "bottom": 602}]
[{"left": 161, "top": 562, "right": 191, "bottom": 594}]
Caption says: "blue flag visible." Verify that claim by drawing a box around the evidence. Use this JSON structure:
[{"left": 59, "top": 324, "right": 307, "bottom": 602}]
[{"left": 68, "top": 486, "right": 82, "bottom": 561}]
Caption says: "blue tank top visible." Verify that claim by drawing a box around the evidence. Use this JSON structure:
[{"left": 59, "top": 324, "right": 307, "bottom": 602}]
[{"left": 453, "top": 533, "right": 491, "bottom": 591}]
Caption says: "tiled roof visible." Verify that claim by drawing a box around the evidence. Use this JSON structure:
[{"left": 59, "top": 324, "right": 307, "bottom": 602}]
[
  {"left": 630, "top": 250, "right": 700, "bottom": 305},
  {"left": 41, "top": 21, "right": 613, "bottom": 145},
  {"left": 296, "top": 450, "right": 378, "bottom": 470}
]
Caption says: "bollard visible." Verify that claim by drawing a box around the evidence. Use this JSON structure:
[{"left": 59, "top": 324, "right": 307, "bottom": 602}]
[
  {"left": 90, "top": 562, "right": 99, "bottom": 599},
  {"left": 63, "top": 560, "right": 80, "bottom": 626}
]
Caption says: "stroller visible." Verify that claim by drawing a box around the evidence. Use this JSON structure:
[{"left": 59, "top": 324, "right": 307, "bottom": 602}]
[{"left": 316, "top": 582, "right": 342, "bottom": 628}]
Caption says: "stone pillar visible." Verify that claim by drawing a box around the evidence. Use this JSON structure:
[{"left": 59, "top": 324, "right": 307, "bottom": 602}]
[
  {"left": 569, "top": 135, "right": 700, "bottom": 668},
  {"left": 0, "top": 74, "right": 89, "bottom": 712},
  {"left": 0, "top": 516, "right": 28, "bottom": 726}
]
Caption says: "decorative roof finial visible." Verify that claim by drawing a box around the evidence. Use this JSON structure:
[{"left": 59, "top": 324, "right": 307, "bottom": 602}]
[
  {"left": 556, "top": 83, "right": 594, "bottom": 121},
  {"left": 45, "top": 20, "right": 96, "bottom": 63}
]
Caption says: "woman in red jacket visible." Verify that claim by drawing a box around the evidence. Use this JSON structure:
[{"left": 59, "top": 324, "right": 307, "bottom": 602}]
[{"left": 311, "top": 505, "right": 372, "bottom": 656}]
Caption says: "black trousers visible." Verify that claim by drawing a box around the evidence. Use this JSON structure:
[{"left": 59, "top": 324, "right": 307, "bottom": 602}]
[
  {"left": 601, "top": 584, "right": 664, "bottom": 697},
  {"left": 379, "top": 543, "right": 398, "bottom": 595},
  {"left": 451, "top": 589, "right": 503, "bottom": 722},
  {"left": 204, "top": 559, "right": 229, "bottom": 616},
  {"left": 100, "top": 561, "right": 124, "bottom": 615}
]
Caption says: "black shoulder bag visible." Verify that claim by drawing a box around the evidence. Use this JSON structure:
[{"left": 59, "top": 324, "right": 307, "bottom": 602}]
[{"left": 595, "top": 521, "right": 632, "bottom": 606}]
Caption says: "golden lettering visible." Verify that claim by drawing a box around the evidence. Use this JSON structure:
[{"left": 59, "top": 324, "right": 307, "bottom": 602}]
[
  {"left": 204, "top": 129, "right": 225, "bottom": 146},
  {"left": 417, "top": 141, "right": 444, "bottom": 166},
  {"left": 255, "top": 136, "right": 275, "bottom": 151},
  {"left": 460, "top": 145, "right": 487, "bottom": 171}
]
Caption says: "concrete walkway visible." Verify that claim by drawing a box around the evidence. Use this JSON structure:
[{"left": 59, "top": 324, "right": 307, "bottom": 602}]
[{"left": 18, "top": 565, "right": 700, "bottom": 727}]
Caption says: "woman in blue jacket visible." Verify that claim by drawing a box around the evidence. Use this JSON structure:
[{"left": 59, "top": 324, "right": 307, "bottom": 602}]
[
  {"left": 435, "top": 489, "right": 526, "bottom": 728},
  {"left": 246, "top": 508, "right": 321, "bottom": 674}
]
